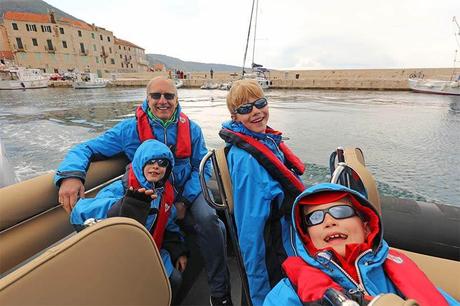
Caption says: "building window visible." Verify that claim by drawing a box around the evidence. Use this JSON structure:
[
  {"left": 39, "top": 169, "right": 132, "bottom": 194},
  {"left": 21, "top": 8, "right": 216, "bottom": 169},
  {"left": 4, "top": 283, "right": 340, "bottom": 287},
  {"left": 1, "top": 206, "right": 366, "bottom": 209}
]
[
  {"left": 130, "top": 64, "right": 133, "bottom": 68},
  {"left": 80, "top": 43, "right": 85, "bottom": 54},
  {"left": 41, "top": 25, "right": 51, "bottom": 32},
  {"left": 118, "top": 45, "right": 121, "bottom": 50},
  {"left": 32, "top": 38, "right": 38, "bottom": 46},
  {"left": 110, "top": 58, "right": 115, "bottom": 64},
  {"left": 26, "top": 24, "right": 37, "bottom": 32},
  {"left": 119, "top": 54, "right": 122, "bottom": 59},
  {"left": 123, "top": 46, "right": 126, "bottom": 50},
  {"left": 62, "top": 41, "right": 67, "bottom": 48},
  {"left": 128, "top": 47, "right": 131, "bottom": 51},
  {"left": 93, "top": 44, "right": 97, "bottom": 51},
  {"left": 16, "top": 37, "right": 24, "bottom": 49},
  {"left": 109, "top": 47, "right": 112, "bottom": 54},
  {"left": 46, "top": 39, "right": 54, "bottom": 51},
  {"left": 78, "top": 30, "right": 82, "bottom": 37},
  {"left": 107, "top": 36, "right": 111, "bottom": 42},
  {"left": 121, "top": 63, "right": 123, "bottom": 68},
  {"left": 100, "top": 34, "right": 103, "bottom": 41},
  {"left": 91, "top": 33, "right": 95, "bottom": 39},
  {"left": 59, "top": 27, "right": 64, "bottom": 34},
  {"left": 12, "top": 23, "right": 18, "bottom": 30}
]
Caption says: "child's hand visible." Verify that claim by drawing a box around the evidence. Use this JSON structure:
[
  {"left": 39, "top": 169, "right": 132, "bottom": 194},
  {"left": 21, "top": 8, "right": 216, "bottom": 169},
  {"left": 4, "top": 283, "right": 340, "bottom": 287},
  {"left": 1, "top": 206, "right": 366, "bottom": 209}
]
[
  {"left": 175, "top": 255, "right": 187, "bottom": 272},
  {"left": 129, "top": 187, "right": 158, "bottom": 200}
]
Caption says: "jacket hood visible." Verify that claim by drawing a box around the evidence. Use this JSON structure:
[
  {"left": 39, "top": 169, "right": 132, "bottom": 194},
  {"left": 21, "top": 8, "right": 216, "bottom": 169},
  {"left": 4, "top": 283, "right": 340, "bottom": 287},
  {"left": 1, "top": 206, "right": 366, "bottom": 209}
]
[
  {"left": 221, "top": 120, "right": 283, "bottom": 144},
  {"left": 131, "top": 139, "right": 175, "bottom": 190},
  {"left": 292, "top": 183, "right": 383, "bottom": 265}
]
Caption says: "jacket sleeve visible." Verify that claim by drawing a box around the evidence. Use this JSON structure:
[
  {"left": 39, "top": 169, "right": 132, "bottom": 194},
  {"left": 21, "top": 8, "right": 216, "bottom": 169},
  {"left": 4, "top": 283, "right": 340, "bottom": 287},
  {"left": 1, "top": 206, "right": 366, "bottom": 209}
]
[
  {"left": 54, "top": 119, "right": 140, "bottom": 186},
  {"left": 70, "top": 180, "right": 125, "bottom": 225},
  {"left": 176, "top": 121, "right": 211, "bottom": 205},
  {"left": 264, "top": 278, "right": 303, "bottom": 306},
  {"left": 228, "top": 146, "right": 285, "bottom": 306}
]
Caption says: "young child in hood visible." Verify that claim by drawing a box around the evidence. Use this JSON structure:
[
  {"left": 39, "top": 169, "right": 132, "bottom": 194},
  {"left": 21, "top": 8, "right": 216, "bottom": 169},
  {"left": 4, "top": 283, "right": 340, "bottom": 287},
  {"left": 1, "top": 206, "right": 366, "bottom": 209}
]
[
  {"left": 264, "top": 183, "right": 458, "bottom": 306},
  {"left": 70, "top": 139, "right": 187, "bottom": 298}
]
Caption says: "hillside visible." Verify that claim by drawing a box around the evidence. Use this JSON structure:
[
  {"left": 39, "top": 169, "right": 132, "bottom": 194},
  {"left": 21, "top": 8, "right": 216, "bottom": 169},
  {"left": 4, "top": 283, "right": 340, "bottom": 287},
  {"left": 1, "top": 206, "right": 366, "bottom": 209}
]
[
  {"left": 146, "top": 54, "right": 240, "bottom": 72},
  {"left": 0, "top": 0, "right": 83, "bottom": 22}
]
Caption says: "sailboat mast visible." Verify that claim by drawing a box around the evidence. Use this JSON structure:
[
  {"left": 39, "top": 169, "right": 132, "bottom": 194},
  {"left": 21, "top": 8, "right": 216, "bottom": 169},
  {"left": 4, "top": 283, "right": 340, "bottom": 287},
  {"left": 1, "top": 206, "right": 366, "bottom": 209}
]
[
  {"left": 242, "top": 0, "right": 256, "bottom": 76},
  {"left": 251, "top": 0, "right": 259, "bottom": 68}
]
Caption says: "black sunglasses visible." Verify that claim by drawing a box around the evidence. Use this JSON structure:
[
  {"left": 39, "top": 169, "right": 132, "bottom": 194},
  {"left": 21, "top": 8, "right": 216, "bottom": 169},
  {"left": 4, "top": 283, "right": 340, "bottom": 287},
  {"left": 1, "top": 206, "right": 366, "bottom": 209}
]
[
  {"left": 234, "top": 97, "right": 268, "bottom": 115},
  {"left": 304, "top": 205, "right": 358, "bottom": 226},
  {"left": 145, "top": 158, "right": 170, "bottom": 168},
  {"left": 149, "top": 92, "right": 176, "bottom": 100}
]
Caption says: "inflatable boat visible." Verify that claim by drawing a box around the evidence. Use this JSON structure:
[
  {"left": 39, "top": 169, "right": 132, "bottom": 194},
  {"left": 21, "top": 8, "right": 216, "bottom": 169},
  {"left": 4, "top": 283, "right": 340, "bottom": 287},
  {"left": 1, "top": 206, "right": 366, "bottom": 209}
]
[{"left": 0, "top": 151, "right": 459, "bottom": 305}]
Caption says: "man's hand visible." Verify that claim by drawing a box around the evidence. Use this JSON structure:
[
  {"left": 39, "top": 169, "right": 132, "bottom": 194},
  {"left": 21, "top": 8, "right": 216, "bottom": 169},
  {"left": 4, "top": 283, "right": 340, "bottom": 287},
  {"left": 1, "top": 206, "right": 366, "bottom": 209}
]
[
  {"left": 175, "top": 255, "right": 187, "bottom": 273},
  {"left": 174, "top": 202, "right": 187, "bottom": 220},
  {"left": 58, "top": 178, "right": 85, "bottom": 214}
]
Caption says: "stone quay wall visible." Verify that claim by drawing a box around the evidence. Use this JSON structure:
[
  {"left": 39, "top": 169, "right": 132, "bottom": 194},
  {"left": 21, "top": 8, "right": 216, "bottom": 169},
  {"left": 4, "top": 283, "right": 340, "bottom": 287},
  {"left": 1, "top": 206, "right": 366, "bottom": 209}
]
[{"left": 49, "top": 68, "right": 458, "bottom": 90}]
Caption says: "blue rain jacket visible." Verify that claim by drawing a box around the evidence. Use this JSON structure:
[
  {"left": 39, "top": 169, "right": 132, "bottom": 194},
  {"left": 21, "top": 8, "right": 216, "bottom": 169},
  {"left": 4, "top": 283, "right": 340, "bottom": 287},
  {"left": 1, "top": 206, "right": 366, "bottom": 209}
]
[
  {"left": 55, "top": 101, "right": 211, "bottom": 206},
  {"left": 70, "top": 139, "right": 181, "bottom": 276},
  {"left": 221, "top": 120, "right": 300, "bottom": 306},
  {"left": 264, "top": 183, "right": 458, "bottom": 306}
]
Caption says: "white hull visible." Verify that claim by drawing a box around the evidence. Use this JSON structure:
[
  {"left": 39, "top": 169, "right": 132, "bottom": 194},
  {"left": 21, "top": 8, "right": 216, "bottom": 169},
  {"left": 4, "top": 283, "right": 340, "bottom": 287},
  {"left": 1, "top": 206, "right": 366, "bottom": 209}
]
[
  {"left": 243, "top": 75, "right": 270, "bottom": 89},
  {"left": 0, "top": 79, "right": 48, "bottom": 90},
  {"left": 408, "top": 78, "right": 460, "bottom": 96},
  {"left": 73, "top": 81, "right": 108, "bottom": 89}
]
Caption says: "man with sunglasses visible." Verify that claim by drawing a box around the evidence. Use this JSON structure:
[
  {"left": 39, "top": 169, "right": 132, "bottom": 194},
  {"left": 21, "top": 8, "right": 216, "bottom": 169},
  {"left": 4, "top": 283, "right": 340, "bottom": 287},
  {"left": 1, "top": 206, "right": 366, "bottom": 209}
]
[
  {"left": 55, "top": 76, "right": 232, "bottom": 305},
  {"left": 219, "top": 79, "right": 305, "bottom": 305},
  {"left": 264, "top": 183, "right": 458, "bottom": 306}
]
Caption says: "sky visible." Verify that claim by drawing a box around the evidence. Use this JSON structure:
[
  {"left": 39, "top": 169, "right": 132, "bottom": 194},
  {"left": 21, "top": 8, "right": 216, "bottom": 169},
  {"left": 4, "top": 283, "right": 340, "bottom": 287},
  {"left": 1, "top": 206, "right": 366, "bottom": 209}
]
[{"left": 45, "top": 0, "right": 460, "bottom": 70}]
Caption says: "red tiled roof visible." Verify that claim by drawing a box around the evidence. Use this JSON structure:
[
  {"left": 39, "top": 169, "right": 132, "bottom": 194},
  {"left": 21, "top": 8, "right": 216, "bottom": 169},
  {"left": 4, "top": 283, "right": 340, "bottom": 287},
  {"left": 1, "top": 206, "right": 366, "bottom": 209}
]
[
  {"left": 114, "top": 38, "right": 144, "bottom": 50},
  {"left": 60, "top": 17, "right": 92, "bottom": 31},
  {"left": 4, "top": 11, "right": 50, "bottom": 23},
  {"left": 0, "top": 51, "right": 14, "bottom": 59},
  {"left": 3, "top": 11, "right": 93, "bottom": 31}
]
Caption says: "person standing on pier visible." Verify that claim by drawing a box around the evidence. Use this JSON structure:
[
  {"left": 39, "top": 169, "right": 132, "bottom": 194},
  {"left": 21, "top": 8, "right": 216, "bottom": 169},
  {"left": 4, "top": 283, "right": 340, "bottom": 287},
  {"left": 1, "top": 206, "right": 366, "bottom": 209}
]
[{"left": 55, "top": 76, "right": 233, "bottom": 305}]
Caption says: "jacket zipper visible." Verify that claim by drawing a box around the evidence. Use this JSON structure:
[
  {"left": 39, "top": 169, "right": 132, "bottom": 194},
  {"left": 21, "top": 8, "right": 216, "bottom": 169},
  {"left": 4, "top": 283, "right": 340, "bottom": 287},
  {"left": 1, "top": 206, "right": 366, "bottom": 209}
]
[{"left": 318, "top": 250, "right": 371, "bottom": 296}]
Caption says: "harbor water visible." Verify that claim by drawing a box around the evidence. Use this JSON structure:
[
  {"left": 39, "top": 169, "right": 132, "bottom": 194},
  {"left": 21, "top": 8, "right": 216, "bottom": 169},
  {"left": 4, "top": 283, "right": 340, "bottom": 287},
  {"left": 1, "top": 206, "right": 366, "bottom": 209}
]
[{"left": 0, "top": 87, "right": 459, "bottom": 206}]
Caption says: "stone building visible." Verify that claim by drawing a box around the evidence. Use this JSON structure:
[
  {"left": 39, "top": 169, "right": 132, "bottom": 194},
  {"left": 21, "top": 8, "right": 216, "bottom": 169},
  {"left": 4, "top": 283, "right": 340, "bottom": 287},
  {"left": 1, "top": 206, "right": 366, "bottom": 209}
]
[{"left": 0, "top": 11, "right": 148, "bottom": 75}]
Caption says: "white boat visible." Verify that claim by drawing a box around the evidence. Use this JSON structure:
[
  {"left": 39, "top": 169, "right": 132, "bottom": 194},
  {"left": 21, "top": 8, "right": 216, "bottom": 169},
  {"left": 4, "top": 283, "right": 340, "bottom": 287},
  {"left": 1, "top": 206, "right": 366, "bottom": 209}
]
[
  {"left": 174, "top": 78, "right": 184, "bottom": 88},
  {"left": 73, "top": 73, "right": 109, "bottom": 89},
  {"left": 0, "top": 67, "right": 48, "bottom": 90},
  {"left": 200, "top": 81, "right": 219, "bottom": 89},
  {"left": 241, "top": 0, "right": 271, "bottom": 89},
  {"left": 408, "top": 77, "right": 460, "bottom": 96}
]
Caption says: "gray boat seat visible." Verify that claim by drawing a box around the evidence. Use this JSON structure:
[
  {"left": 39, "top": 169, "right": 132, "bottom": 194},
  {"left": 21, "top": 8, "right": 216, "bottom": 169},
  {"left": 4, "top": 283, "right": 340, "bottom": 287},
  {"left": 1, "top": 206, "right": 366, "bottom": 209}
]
[{"left": 0, "top": 217, "right": 171, "bottom": 305}]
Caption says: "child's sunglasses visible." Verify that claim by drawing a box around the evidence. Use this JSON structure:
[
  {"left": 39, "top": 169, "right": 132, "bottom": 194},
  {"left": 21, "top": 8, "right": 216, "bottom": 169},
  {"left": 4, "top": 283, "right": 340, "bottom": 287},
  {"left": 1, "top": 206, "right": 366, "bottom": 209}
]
[
  {"left": 149, "top": 92, "right": 176, "bottom": 100},
  {"left": 234, "top": 97, "right": 268, "bottom": 115},
  {"left": 304, "top": 205, "right": 358, "bottom": 226},
  {"left": 145, "top": 158, "right": 170, "bottom": 168}
]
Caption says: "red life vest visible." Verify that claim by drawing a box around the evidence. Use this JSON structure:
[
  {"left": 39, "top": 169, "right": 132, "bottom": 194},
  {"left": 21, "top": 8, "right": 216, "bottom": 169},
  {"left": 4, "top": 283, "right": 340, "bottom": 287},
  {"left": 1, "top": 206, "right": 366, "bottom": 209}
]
[
  {"left": 282, "top": 251, "right": 449, "bottom": 306},
  {"left": 219, "top": 128, "right": 305, "bottom": 196},
  {"left": 136, "top": 106, "right": 191, "bottom": 158},
  {"left": 127, "top": 165, "right": 175, "bottom": 249}
]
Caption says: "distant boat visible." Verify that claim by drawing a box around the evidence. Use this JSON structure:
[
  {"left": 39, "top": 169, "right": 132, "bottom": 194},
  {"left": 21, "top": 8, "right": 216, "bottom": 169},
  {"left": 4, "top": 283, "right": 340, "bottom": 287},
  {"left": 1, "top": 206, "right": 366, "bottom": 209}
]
[
  {"left": 174, "top": 78, "right": 184, "bottom": 88},
  {"left": 408, "top": 17, "right": 460, "bottom": 96},
  {"left": 408, "top": 76, "right": 460, "bottom": 96},
  {"left": 200, "top": 81, "right": 219, "bottom": 90},
  {"left": 0, "top": 66, "right": 48, "bottom": 90},
  {"left": 241, "top": 0, "right": 271, "bottom": 89},
  {"left": 73, "top": 73, "right": 109, "bottom": 89}
]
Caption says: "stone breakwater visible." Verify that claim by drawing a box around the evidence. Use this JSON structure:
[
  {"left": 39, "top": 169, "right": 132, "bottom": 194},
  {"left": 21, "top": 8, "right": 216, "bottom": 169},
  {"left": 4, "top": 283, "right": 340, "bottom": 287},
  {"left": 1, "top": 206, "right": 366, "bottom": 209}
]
[{"left": 49, "top": 68, "right": 458, "bottom": 90}]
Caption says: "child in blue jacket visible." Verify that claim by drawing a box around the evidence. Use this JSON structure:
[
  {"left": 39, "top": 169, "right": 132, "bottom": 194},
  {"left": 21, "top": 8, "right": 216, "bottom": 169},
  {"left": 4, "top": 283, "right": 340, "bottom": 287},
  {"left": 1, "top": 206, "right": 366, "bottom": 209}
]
[
  {"left": 264, "top": 183, "right": 458, "bottom": 306},
  {"left": 70, "top": 139, "right": 187, "bottom": 297}
]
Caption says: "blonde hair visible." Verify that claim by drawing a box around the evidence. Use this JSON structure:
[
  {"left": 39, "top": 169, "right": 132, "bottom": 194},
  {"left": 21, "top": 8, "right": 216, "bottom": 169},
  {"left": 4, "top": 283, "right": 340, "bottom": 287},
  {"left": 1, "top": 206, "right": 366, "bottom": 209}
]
[{"left": 226, "top": 79, "right": 264, "bottom": 114}]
